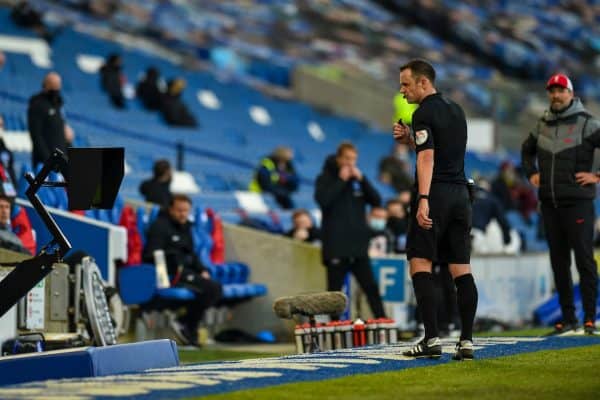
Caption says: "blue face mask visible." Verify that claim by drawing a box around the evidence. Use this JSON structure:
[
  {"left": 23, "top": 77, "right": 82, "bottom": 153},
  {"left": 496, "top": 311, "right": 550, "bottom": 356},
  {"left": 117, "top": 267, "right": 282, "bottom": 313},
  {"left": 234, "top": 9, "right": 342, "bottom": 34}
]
[{"left": 369, "top": 218, "right": 386, "bottom": 231}]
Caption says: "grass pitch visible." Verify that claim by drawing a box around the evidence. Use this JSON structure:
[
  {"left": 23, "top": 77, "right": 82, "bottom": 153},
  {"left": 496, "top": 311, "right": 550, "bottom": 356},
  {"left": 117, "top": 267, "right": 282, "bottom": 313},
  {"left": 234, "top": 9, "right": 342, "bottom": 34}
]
[
  {"left": 177, "top": 328, "right": 598, "bottom": 400},
  {"left": 198, "top": 344, "right": 600, "bottom": 400}
]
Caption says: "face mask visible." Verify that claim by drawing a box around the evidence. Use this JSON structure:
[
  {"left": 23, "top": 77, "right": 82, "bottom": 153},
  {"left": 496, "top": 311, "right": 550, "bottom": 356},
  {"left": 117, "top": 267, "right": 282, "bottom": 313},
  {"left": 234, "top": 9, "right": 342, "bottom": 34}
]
[
  {"left": 369, "top": 218, "right": 386, "bottom": 231},
  {"left": 45, "top": 89, "right": 61, "bottom": 103}
]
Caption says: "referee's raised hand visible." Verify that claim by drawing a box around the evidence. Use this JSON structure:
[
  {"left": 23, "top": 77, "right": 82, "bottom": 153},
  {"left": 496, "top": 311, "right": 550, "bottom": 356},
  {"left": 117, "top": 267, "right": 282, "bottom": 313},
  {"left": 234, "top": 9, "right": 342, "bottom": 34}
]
[{"left": 393, "top": 120, "right": 411, "bottom": 143}]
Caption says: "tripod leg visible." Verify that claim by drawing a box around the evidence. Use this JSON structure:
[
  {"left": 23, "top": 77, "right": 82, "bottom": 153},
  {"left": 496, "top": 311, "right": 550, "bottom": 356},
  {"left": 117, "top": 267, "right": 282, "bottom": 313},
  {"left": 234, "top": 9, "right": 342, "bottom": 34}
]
[{"left": 308, "top": 315, "right": 321, "bottom": 353}]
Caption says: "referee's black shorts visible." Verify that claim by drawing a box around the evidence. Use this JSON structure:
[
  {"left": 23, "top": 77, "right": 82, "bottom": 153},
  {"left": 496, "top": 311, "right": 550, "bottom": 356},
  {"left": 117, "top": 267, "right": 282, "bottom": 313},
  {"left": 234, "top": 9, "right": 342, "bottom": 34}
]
[{"left": 406, "top": 182, "right": 472, "bottom": 264}]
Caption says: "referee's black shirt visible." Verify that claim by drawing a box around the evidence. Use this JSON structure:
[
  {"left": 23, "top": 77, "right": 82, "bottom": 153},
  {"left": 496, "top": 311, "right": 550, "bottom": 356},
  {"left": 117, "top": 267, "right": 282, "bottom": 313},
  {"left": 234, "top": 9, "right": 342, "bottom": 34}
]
[{"left": 411, "top": 93, "right": 467, "bottom": 185}]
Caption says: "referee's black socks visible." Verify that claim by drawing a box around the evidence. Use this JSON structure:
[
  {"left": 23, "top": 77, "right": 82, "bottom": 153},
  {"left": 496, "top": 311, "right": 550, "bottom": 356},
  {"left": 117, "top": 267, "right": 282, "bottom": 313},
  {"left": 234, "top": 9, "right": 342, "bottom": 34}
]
[
  {"left": 454, "top": 273, "right": 478, "bottom": 342},
  {"left": 412, "top": 272, "right": 438, "bottom": 340}
]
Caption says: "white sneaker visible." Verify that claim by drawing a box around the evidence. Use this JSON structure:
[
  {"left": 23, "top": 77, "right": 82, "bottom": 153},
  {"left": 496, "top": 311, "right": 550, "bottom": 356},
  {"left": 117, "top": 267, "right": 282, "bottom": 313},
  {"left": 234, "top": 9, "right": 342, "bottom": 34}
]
[{"left": 453, "top": 340, "right": 474, "bottom": 360}]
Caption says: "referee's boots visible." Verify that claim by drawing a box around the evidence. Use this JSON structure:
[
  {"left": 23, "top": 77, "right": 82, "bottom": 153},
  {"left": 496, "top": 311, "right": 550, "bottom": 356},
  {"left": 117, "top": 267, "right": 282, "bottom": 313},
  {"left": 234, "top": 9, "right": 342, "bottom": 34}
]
[
  {"left": 403, "top": 337, "right": 442, "bottom": 359},
  {"left": 546, "top": 322, "right": 579, "bottom": 336},
  {"left": 452, "top": 340, "right": 474, "bottom": 361},
  {"left": 584, "top": 321, "right": 598, "bottom": 335}
]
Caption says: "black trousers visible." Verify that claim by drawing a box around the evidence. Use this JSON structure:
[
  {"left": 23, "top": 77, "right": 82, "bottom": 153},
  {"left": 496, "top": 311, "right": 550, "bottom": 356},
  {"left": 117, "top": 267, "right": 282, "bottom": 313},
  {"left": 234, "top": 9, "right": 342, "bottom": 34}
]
[
  {"left": 325, "top": 256, "right": 386, "bottom": 318},
  {"left": 177, "top": 269, "right": 223, "bottom": 328},
  {"left": 541, "top": 201, "right": 598, "bottom": 323}
]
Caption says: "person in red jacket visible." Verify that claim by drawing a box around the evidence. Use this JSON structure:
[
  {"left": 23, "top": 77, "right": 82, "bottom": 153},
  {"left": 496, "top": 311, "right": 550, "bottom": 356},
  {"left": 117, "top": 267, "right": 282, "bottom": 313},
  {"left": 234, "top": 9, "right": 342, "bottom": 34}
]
[
  {"left": 10, "top": 204, "right": 36, "bottom": 255},
  {"left": 0, "top": 162, "right": 35, "bottom": 255}
]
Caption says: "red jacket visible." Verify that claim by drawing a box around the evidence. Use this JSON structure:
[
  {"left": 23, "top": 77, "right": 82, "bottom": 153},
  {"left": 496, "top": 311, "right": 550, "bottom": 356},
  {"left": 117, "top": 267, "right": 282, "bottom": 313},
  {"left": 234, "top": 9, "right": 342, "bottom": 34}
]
[{"left": 11, "top": 206, "right": 36, "bottom": 255}]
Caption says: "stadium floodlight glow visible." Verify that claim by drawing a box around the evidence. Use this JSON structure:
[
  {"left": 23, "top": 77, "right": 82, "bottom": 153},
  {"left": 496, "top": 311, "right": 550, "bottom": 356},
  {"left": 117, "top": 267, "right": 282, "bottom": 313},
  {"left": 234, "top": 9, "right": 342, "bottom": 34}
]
[{"left": 0, "top": 147, "right": 124, "bottom": 320}]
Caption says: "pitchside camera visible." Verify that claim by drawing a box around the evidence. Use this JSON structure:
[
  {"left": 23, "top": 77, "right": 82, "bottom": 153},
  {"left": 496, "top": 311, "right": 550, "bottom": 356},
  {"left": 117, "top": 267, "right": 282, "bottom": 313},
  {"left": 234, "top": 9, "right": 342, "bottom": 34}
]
[{"left": 0, "top": 147, "right": 125, "bottom": 320}]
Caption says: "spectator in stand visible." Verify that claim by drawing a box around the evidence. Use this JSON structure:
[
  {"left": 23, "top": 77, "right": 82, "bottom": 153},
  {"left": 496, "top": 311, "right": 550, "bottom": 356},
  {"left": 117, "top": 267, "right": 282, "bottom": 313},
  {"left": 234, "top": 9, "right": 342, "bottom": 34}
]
[
  {"left": 0, "top": 194, "right": 27, "bottom": 254},
  {"left": 378, "top": 142, "right": 413, "bottom": 193},
  {"left": 249, "top": 146, "right": 299, "bottom": 209},
  {"left": 143, "top": 194, "right": 222, "bottom": 346},
  {"left": 385, "top": 198, "right": 408, "bottom": 253},
  {"left": 161, "top": 78, "right": 197, "bottom": 127},
  {"left": 28, "top": 72, "right": 71, "bottom": 168},
  {"left": 139, "top": 159, "right": 172, "bottom": 209},
  {"left": 0, "top": 116, "right": 16, "bottom": 184},
  {"left": 368, "top": 206, "right": 394, "bottom": 257},
  {"left": 0, "top": 163, "right": 35, "bottom": 255},
  {"left": 100, "top": 54, "right": 126, "bottom": 109},
  {"left": 471, "top": 178, "right": 514, "bottom": 254},
  {"left": 136, "top": 67, "right": 163, "bottom": 111},
  {"left": 10, "top": 1, "right": 53, "bottom": 42},
  {"left": 286, "top": 209, "right": 320, "bottom": 243},
  {"left": 491, "top": 161, "right": 537, "bottom": 222}
]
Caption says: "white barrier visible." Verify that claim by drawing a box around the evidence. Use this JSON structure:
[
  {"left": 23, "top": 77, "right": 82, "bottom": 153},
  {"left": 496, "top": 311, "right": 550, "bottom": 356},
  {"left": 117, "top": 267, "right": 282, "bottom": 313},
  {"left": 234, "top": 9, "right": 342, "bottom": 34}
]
[{"left": 352, "top": 254, "right": 553, "bottom": 327}]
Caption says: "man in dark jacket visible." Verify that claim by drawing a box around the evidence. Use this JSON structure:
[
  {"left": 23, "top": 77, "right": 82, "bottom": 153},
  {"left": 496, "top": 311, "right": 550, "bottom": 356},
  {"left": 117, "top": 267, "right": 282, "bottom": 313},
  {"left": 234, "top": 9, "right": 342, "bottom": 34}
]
[
  {"left": 472, "top": 179, "right": 511, "bottom": 248},
  {"left": 161, "top": 78, "right": 197, "bottom": 127},
  {"left": 522, "top": 74, "right": 600, "bottom": 335},
  {"left": 139, "top": 159, "right": 172, "bottom": 208},
  {"left": 143, "top": 194, "right": 222, "bottom": 345},
  {"left": 136, "top": 67, "right": 163, "bottom": 111},
  {"left": 27, "top": 72, "right": 68, "bottom": 168},
  {"left": 315, "top": 142, "right": 386, "bottom": 319},
  {"left": 100, "top": 54, "right": 126, "bottom": 109}
]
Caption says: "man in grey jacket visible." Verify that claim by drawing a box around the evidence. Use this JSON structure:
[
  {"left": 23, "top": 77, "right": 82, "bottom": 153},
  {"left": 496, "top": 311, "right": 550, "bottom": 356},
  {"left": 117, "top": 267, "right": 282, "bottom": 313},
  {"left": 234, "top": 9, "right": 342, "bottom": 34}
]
[{"left": 522, "top": 74, "right": 600, "bottom": 335}]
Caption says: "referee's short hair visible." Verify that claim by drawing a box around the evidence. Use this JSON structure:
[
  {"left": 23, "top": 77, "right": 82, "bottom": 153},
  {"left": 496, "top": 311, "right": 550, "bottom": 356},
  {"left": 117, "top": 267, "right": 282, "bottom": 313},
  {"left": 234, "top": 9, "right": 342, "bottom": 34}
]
[{"left": 400, "top": 59, "right": 436, "bottom": 85}]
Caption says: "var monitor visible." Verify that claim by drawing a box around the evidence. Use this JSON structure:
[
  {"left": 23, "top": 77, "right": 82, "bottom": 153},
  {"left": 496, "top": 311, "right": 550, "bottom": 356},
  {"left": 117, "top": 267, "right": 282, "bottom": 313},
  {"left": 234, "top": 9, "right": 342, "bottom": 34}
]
[{"left": 67, "top": 147, "right": 124, "bottom": 210}]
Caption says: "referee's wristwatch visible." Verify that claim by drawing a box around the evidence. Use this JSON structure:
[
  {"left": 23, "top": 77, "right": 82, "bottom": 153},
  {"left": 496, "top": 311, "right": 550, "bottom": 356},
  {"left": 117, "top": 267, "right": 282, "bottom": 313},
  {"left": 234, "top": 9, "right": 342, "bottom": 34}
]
[{"left": 418, "top": 194, "right": 429, "bottom": 202}]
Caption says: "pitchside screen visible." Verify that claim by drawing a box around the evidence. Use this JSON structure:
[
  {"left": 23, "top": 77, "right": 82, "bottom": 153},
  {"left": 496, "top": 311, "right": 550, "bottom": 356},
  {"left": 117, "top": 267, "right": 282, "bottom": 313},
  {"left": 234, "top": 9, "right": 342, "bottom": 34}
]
[{"left": 67, "top": 147, "right": 124, "bottom": 210}]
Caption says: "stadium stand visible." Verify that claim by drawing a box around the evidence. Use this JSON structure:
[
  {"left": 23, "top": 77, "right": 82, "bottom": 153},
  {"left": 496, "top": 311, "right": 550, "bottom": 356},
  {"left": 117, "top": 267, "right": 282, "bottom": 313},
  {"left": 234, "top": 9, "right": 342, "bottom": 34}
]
[{"left": 0, "top": 3, "right": 551, "bottom": 247}]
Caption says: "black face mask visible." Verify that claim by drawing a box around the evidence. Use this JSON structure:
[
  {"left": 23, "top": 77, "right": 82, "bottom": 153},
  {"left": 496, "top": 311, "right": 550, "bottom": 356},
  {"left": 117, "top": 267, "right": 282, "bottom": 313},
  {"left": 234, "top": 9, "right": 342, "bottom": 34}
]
[
  {"left": 45, "top": 89, "right": 62, "bottom": 104},
  {"left": 386, "top": 216, "right": 407, "bottom": 234}
]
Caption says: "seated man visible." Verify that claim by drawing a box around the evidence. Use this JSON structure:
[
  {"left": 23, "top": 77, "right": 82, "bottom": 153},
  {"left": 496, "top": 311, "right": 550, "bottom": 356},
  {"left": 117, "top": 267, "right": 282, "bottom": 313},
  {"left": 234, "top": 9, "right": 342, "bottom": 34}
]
[
  {"left": 161, "top": 78, "right": 197, "bottom": 127},
  {"left": 0, "top": 194, "right": 28, "bottom": 254},
  {"left": 99, "top": 54, "right": 126, "bottom": 109},
  {"left": 0, "top": 160, "right": 35, "bottom": 255},
  {"left": 139, "top": 159, "right": 172, "bottom": 209},
  {"left": 385, "top": 198, "right": 408, "bottom": 253},
  {"left": 136, "top": 67, "right": 163, "bottom": 111},
  {"left": 249, "top": 146, "right": 299, "bottom": 209},
  {"left": 472, "top": 178, "right": 516, "bottom": 254},
  {"left": 368, "top": 206, "right": 394, "bottom": 257},
  {"left": 143, "top": 194, "right": 222, "bottom": 346},
  {"left": 286, "top": 209, "right": 320, "bottom": 243}
]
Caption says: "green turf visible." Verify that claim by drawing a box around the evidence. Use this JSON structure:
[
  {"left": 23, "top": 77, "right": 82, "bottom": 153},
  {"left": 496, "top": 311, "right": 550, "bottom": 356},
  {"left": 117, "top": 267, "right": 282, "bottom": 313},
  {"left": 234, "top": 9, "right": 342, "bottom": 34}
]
[{"left": 196, "top": 344, "right": 600, "bottom": 400}]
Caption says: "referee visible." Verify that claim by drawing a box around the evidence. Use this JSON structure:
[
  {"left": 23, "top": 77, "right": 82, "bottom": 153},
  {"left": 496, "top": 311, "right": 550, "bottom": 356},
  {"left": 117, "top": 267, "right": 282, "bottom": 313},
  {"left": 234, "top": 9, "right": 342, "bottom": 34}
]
[{"left": 393, "top": 59, "right": 478, "bottom": 360}]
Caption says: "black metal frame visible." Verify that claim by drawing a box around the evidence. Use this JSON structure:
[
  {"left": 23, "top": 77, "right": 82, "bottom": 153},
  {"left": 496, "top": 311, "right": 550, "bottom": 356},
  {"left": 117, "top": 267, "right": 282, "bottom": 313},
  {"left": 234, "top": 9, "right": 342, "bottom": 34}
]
[{"left": 0, "top": 149, "right": 72, "bottom": 318}]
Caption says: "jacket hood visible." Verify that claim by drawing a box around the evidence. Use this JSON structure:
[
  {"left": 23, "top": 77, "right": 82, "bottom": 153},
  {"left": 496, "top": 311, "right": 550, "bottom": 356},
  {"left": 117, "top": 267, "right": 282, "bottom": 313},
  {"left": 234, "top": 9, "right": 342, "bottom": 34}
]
[
  {"left": 322, "top": 154, "right": 339, "bottom": 175},
  {"left": 543, "top": 98, "right": 588, "bottom": 122}
]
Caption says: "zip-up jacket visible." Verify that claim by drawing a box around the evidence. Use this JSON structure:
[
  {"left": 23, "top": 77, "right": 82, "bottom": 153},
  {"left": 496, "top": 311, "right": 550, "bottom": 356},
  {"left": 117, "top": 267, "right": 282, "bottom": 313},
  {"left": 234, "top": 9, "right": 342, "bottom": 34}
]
[
  {"left": 522, "top": 98, "right": 600, "bottom": 207},
  {"left": 315, "top": 155, "right": 381, "bottom": 261}
]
